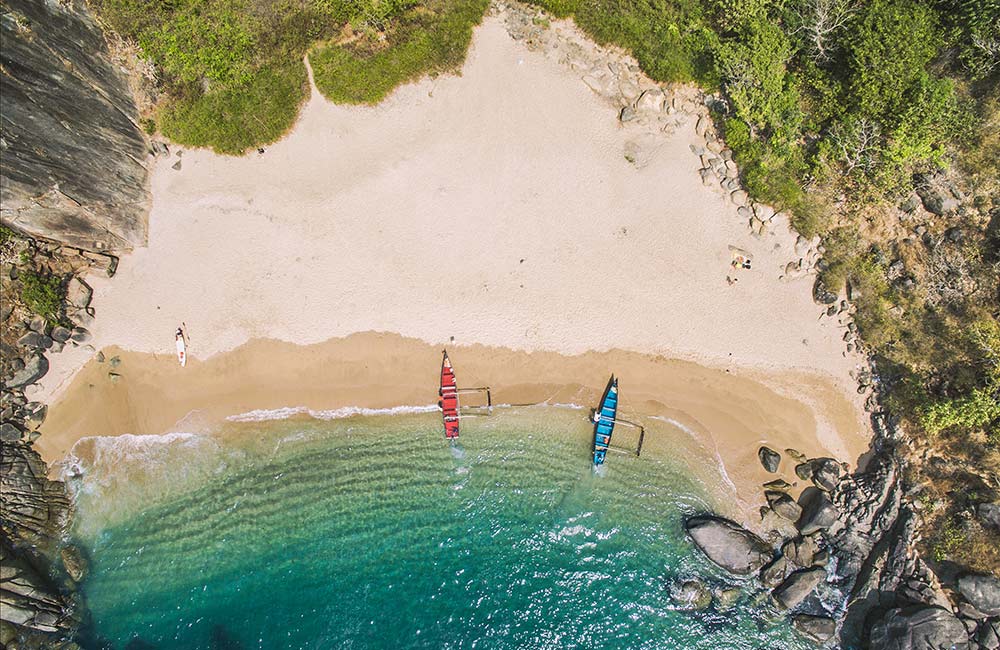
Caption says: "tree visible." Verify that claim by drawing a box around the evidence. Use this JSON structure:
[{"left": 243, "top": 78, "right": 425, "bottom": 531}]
[{"left": 790, "top": 0, "right": 855, "bottom": 62}]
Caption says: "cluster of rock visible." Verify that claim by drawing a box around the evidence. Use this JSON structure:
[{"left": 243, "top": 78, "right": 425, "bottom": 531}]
[{"left": 1, "top": 238, "right": 111, "bottom": 648}]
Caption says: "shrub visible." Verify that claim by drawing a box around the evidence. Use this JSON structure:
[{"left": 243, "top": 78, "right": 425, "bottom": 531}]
[{"left": 20, "top": 270, "right": 65, "bottom": 322}]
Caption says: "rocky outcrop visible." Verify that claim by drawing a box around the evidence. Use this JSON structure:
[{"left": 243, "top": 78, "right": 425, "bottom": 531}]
[
  {"left": 868, "top": 605, "right": 969, "bottom": 650},
  {"left": 0, "top": 0, "right": 150, "bottom": 251},
  {"left": 0, "top": 440, "right": 80, "bottom": 647},
  {"left": 957, "top": 574, "right": 1000, "bottom": 617},
  {"left": 773, "top": 566, "right": 827, "bottom": 609},
  {"left": 685, "top": 515, "right": 772, "bottom": 575}
]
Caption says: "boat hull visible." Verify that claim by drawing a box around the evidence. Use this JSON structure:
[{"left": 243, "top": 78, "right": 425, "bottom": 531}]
[
  {"left": 593, "top": 376, "right": 618, "bottom": 465},
  {"left": 440, "top": 351, "right": 459, "bottom": 439}
]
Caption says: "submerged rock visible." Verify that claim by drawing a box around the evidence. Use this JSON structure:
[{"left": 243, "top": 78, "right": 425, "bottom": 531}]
[
  {"left": 670, "top": 579, "right": 713, "bottom": 611},
  {"left": 868, "top": 605, "right": 969, "bottom": 650},
  {"left": 758, "top": 446, "right": 781, "bottom": 473},
  {"left": 685, "top": 515, "right": 773, "bottom": 575}
]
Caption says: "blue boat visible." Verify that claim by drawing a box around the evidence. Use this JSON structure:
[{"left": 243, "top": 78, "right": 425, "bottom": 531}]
[{"left": 592, "top": 376, "right": 618, "bottom": 465}]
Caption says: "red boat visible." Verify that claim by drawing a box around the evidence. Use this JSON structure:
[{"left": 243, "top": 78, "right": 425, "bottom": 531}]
[{"left": 439, "top": 350, "right": 460, "bottom": 439}]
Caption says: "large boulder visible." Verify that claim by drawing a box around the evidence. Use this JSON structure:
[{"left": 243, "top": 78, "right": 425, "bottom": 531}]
[
  {"left": 977, "top": 503, "right": 1000, "bottom": 531},
  {"left": 810, "top": 457, "right": 842, "bottom": 491},
  {"left": 797, "top": 488, "right": 839, "bottom": 535},
  {"left": 868, "top": 605, "right": 969, "bottom": 650},
  {"left": 6, "top": 354, "right": 49, "bottom": 388},
  {"left": 773, "top": 567, "right": 826, "bottom": 609},
  {"left": 685, "top": 515, "right": 772, "bottom": 575},
  {"left": 766, "top": 491, "right": 803, "bottom": 521},
  {"left": 957, "top": 574, "right": 1000, "bottom": 616},
  {"left": 758, "top": 446, "right": 781, "bottom": 473}
]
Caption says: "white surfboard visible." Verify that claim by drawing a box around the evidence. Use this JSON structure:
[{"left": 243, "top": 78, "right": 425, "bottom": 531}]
[{"left": 176, "top": 334, "right": 186, "bottom": 367}]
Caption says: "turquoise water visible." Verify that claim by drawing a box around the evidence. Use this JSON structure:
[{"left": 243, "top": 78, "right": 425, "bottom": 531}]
[{"left": 71, "top": 407, "right": 818, "bottom": 650}]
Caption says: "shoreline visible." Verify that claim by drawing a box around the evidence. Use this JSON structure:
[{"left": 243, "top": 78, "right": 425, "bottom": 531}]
[{"left": 39, "top": 332, "right": 870, "bottom": 526}]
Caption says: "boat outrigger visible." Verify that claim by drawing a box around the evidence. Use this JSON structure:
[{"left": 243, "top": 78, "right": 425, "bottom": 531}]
[
  {"left": 592, "top": 376, "right": 619, "bottom": 465},
  {"left": 438, "top": 350, "right": 493, "bottom": 439},
  {"left": 591, "top": 375, "right": 646, "bottom": 465}
]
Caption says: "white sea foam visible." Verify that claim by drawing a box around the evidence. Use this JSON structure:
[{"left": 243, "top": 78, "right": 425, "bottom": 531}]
[
  {"left": 650, "top": 415, "right": 740, "bottom": 499},
  {"left": 226, "top": 404, "right": 439, "bottom": 422}
]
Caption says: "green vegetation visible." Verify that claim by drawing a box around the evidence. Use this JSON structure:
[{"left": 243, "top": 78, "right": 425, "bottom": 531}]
[
  {"left": 0, "top": 224, "right": 16, "bottom": 247},
  {"left": 19, "top": 269, "right": 65, "bottom": 323},
  {"left": 523, "top": 0, "right": 1000, "bottom": 568},
  {"left": 94, "top": 0, "right": 489, "bottom": 152},
  {"left": 310, "top": 0, "right": 489, "bottom": 104}
]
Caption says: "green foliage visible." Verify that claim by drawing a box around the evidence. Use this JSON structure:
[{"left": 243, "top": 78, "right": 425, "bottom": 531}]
[
  {"left": 932, "top": 519, "right": 966, "bottom": 562},
  {"left": 0, "top": 224, "right": 17, "bottom": 247},
  {"left": 159, "top": 64, "right": 307, "bottom": 154},
  {"left": 920, "top": 388, "right": 1000, "bottom": 434},
  {"left": 311, "top": 0, "right": 488, "bottom": 104},
  {"left": 93, "top": 0, "right": 488, "bottom": 152},
  {"left": 530, "top": 0, "right": 580, "bottom": 18},
  {"left": 19, "top": 269, "right": 65, "bottom": 322},
  {"left": 710, "top": 0, "right": 769, "bottom": 31}
]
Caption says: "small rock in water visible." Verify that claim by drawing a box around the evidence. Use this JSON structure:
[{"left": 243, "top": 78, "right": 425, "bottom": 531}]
[
  {"left": 714, "top": 587, "right": 741, "bottom": 611},
  {"left": 685, "top": 515, "right": 773, "bottom": 575},
  {"left": 670, "top": 579, "right": 713, "bottom": 611},
  {"left": 96, "top": 351, "right": 105, "bottom": 363},
  {"left": 758, "top": 446, "right": 781, "bottom": 473},
  {"left": 109, "top": 355, "right": 121, "bottom": 368}
]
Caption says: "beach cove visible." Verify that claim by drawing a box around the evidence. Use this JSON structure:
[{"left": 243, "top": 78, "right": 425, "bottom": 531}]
[{"left": 26, "top": 7, "right": 878, "bottom": 649}]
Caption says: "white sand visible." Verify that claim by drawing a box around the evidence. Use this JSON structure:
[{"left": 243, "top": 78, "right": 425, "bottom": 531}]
[{"left": 39, "top": 17, "right": 863, "bottom": 414}]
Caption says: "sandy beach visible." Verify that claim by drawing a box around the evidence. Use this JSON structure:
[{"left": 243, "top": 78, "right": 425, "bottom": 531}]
[{"left": 36, "top": 14, "right": 870, "bottom": 522}]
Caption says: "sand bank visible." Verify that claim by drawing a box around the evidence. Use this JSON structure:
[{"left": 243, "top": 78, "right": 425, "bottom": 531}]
[{"left": 39, "top": 333, "right": 868, "bottom": 523}]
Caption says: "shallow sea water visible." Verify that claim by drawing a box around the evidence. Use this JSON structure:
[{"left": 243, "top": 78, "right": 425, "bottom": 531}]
[{"left": 70, "top": 407, "right": 820, "bottom": 649}]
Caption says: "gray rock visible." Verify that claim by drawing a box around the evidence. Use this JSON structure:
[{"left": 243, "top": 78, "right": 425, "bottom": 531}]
[
  {"left": 957, "top": 574, "right": 1000, "bottom": 616},
  {"left": 65, "top": 277, "right": 93, "bottom": 309},
  {"left": 763, "top": 478, "right": 793, "bottom": 491},
  {"left": 811, "top": 457, "right": 842, "bottom": 491},
  {"left": 785, "top": 448, "right": 806, "bottom": 462},
  {"left": 792, "top": 614, "right": 835, "bottom": 642},
  {"left": 619, "top": 106, "right": 637, "bottom": 122},
  {"left": 50, "top": 326, "right": 72, "bottom": 343},
  {"left": 16, "top": 331, "right": 52, "bottom": 349},
  {"left": 869, "top": 605, "right": 969, "bottom": 650},
  {"left": 685, "top": 515, "right": 773, "bottom": 575},
  {"left": 7, "top": 354, "right": 49, "bottom": 388},
  {"left": 782, "top": 535, "right": 819, "bottom": 568},
  {"left": 61, "top": 545, "right": 87, "bottom": 583},
  {"left": 759, "top": 555, "right": 787, "bottom": 588},
  {"left": 797, "top": 488, "right": 839, "bottom": 534},
  {"left": 1, "top": 422, "right": 23, "bottom": 441},
  {"left": 773, "top": 567, "right": 826, "bottom": 609},
  {"left": 916, "top": 185, "right": 960, "bottom": 216},
  {"left": 70, "top": 327, "right": 92, "bottom": 343},
  {"left": 813, "top": 277, "right": 838, "bottom": 305},
  {"left": 670, "top": 579, "right": 712, "bottom": 611},
  {"left": 978, "top": 619, "right": 999, "bottom": 650},
  {"left": 977, "top": 503, "right": 1000, "bottom": 531},
  {"left": 28, "top": 315, "right": 47, "bottom": 333},
  {"left": 758, "top": 446, "right": 781, "bottom": 473},
  {"left": 795, "top": 462, "right": 814, "bottom": 480},
  {"left": 0, "top": 0, "right": 150, "bottom": 252},
  {"left": 766, "top": 490, "right": 803, "bottom": 521}
]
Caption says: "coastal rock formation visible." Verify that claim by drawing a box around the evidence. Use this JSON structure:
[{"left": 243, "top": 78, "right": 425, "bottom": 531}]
[
  {"left": 868, "top": 605, "right": 969, "bottom": 650},
  {"left": 685, "top": 515, "right": 772, "bottom": 575},
  {"left": 957, "top": 574, "right": 1000, "bottom": 617},
  {"left": 758, "top": 446, "right": 781, "bottom": 473},
  {"left": 0, "top": 440, "right": 79, "bottom": 646},
  {"left": 773, "top": 567, "right": 826, "bottom": 609},
  {"left": 0, "top": 0, "right": 149, "bottom": 251}
]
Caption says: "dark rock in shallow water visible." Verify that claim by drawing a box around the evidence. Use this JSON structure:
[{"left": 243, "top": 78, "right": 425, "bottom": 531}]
[
  {"left": 765, "top": 490, "right": 803, "bottom": 521},
  {"left": 796, "top": 488, "right": 839, "bottom": 535},
  {"left": 685, "top": 515, "right": 773, "bottom": 575},
  {"left": 759, "top": 555, "right": 788, "bottom": 588},
  {"left": 792, "top": 614, "right": 836, "bottom": 642},
  {"left": 758, "top": 446, "right": 781, "bottom": 473},
  {"left": 773, "top": 567, "right": 826, "bottom": 609},
  {"left": 868, "top": 605, "right": 969, "bottom": 650},
  {"left": 670, "top": 579, "right": 713, "bottom": 611},
  {"left": 810, "top": 457, "right": 841, "bottom": 491},
  {"left": 957, "top": 574, "right": 1000, "bottom": 616}
]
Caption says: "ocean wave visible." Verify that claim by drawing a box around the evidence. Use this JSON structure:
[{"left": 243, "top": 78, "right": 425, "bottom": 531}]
[{"left": 226, "top": 404, "right": 439, "bottom": 422}]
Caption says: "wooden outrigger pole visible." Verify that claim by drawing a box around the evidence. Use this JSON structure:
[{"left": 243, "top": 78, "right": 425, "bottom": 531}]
[
  {"left": 456, "top": 386, "right": 492, "bottom": 412},
  {"left": 593, "top": 412, "right": 646, "bottom": 457}
]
